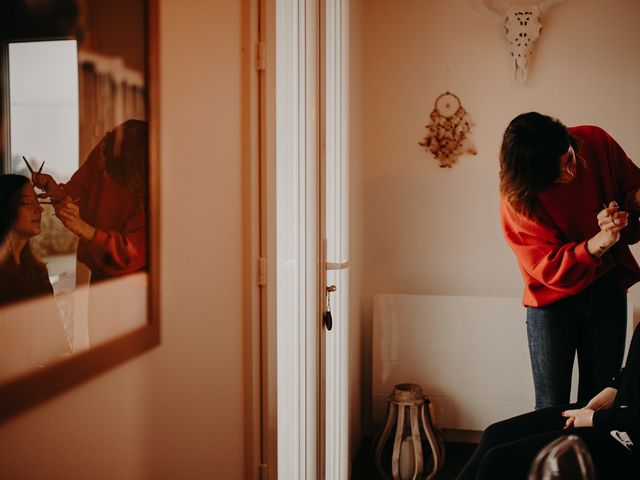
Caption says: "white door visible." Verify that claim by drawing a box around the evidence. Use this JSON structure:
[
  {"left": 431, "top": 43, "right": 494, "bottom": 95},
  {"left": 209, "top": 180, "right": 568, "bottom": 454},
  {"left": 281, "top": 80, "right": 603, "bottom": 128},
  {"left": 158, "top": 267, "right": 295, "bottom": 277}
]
[
  {"left": 321, "top": 0, "right": 350, "bottom": 478},
  {"left": 271, "top": 0, "right": 349, "bottom": 478},
  {"left": 273, "top": 0, "right": 320, "bottom": 478}
]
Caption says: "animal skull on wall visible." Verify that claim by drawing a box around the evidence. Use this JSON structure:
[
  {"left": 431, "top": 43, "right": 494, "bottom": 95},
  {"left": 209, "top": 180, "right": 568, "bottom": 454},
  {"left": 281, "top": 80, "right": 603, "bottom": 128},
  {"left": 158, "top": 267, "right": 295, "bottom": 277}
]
[{"left": 483, "top": 0, "right": 566, "bottom": 84}]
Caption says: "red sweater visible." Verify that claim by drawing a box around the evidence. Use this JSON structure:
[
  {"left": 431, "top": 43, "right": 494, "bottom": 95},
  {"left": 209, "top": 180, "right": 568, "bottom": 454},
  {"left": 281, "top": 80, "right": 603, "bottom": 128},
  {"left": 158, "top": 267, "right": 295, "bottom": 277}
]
[
  {"left": 501, "top": 125, "right": 640, "bottom": 307},
  {"left": 63, "top": 142, "right": 146, "bottom": 282}
]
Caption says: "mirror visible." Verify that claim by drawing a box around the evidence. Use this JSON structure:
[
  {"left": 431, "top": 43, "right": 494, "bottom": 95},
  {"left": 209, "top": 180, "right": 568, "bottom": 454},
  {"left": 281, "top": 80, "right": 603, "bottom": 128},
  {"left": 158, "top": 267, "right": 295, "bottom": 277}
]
[{"left": 0, "top": 0, "right": 159, "bottom": 420}]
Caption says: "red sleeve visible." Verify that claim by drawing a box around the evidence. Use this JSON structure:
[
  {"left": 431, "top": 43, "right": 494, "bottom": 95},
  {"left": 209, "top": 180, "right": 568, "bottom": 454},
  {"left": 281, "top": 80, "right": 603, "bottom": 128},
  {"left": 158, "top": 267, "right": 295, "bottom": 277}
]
[
  {"left": 599, "top": 127, "right": 640, "bottom": 245},
  {"left": 501, "top": 200, "right": 601, "bottom": 294},
  {"left": 85, "top": 211, "right": 146, "bottom": 276},
  {"left": 62, "top": 140, "right": 104, "bottom": 201}
]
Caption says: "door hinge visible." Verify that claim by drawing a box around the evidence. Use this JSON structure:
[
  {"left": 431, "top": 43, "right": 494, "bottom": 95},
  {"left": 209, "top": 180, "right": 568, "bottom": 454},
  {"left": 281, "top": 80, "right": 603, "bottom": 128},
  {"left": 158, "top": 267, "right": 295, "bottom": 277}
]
[
  {"left": 256, "top": 42, "right": 266, "bottom": 71},
  {"left": 258, "top": 463, "right": 268, "bottom": 479},
  {"left": 257, "top": 257, "right": 267, "bottom": 286}
]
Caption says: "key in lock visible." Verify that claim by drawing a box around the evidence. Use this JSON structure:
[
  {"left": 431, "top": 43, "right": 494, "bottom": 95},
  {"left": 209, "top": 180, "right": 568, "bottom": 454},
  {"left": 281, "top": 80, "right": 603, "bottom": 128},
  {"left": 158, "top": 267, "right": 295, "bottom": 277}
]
[{"left": 324, "top": 284, "right": 337, "bottom": 331}]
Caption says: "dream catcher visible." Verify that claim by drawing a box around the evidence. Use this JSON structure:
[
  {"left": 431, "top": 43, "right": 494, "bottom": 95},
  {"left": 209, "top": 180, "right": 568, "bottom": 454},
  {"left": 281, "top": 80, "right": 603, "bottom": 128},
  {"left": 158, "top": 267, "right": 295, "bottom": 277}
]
[{"left": 419, "top": 91, "right": 477, "bottom": 168}]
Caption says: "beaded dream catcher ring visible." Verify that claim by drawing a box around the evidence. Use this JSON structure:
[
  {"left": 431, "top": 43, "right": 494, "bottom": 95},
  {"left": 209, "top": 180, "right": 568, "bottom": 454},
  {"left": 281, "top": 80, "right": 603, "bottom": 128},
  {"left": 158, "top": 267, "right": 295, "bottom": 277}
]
[{"left": 419, "top": 91, "right": 477, "bottom": 168}]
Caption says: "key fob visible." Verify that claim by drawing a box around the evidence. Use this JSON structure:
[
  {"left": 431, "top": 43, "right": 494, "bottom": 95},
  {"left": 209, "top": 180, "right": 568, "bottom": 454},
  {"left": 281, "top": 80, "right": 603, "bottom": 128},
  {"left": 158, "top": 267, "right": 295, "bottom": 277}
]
[{"left": 323, "top": 310, "right": 333, "bottom": 331}]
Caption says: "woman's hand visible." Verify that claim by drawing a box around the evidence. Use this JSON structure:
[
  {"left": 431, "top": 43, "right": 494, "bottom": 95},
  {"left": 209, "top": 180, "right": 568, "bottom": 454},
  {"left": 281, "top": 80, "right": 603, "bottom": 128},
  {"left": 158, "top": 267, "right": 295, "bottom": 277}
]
[
  {"left": 587, "top": 201, "right": 628, "bottom": 257},
  {"left": 561, "top": 385, "right": 617, "bottom": 429},
  {"left": 598, "top": 202, "right": 628, "bottom": 235},
  {"left": 585, "top": 387, "right": 618, "bottom": 412},
  {"left": 31, "top": 172, "right": 66, "bottom": 200},
  {"left": 54, "top": 197, "right": 96, "bottom": 242},
  {"left": 562, "top": 407, "right": 595, "bottom": 429}
]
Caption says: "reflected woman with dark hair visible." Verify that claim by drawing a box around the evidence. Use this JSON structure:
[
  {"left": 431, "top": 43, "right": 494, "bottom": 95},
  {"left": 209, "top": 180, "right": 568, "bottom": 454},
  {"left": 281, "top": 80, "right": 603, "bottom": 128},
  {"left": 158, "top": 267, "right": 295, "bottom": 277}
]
[
  {"left": 0, "top": 174, "right": 70, "bottom": 379},
  {"left": 33, "top": 119, "right": 147, "bottom": 283},
  {"left": 0, "top": 174, "right": 52, "bottom": 303},
  {"left": 0, "top": 176, "right": 16, "bottom": 260}
]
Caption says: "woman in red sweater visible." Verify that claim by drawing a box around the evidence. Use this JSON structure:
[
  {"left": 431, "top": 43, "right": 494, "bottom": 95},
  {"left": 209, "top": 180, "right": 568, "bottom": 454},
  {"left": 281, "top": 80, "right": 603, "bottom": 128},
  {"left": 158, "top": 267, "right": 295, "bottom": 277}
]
[
  {"left": 32, "top": 119, "right": 147, "bottom": 283},
  {"left": 31, "top": 120, "right": 147, "bottom": 346},
  {"left": 500, "top": 112, "right": 640, "bottom": 410}
]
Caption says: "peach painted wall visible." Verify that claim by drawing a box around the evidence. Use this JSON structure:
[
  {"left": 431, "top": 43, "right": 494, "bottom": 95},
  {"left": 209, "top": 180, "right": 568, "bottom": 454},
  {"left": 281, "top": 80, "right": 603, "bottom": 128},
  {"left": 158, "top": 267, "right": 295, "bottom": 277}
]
[
  {"left": 0, "top": 1, "right": 248, "bottom": 479},
  {"left": 354, "top": 0, "right": 640, "bottom": 432},
  {"left": 348, "top": 0, "right": 364, "bottom": 463}
]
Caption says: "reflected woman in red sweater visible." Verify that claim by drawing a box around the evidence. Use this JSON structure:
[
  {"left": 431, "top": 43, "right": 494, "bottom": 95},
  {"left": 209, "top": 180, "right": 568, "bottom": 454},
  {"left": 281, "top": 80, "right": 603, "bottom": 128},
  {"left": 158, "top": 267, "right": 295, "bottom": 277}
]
[
  {"left": 499, "top": 112, "right": 640, "bottom": 410},
  {"left": 32, "top": 119, "right": 147, "bottom": 283}
]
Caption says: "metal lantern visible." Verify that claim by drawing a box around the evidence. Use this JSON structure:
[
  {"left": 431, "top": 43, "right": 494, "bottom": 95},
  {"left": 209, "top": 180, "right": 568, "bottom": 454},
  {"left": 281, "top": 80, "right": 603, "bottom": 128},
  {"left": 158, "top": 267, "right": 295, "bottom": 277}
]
[{"left": 373, "top": 383, "right": 445, "bottom": 480}]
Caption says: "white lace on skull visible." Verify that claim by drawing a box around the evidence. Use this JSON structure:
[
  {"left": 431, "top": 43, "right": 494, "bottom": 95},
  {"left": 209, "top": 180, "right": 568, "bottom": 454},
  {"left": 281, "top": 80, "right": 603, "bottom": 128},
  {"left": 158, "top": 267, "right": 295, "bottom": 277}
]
[{"left": 483, "top": 0, "right": 566, "bottom": 84}]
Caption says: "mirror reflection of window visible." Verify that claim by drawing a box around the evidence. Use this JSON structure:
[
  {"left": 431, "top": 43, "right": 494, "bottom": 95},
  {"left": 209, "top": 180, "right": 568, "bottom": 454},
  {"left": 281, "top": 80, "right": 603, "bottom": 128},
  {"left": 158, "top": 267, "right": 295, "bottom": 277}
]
[{"left": 8, "top": 39, "right": 79, "bottom": 296}]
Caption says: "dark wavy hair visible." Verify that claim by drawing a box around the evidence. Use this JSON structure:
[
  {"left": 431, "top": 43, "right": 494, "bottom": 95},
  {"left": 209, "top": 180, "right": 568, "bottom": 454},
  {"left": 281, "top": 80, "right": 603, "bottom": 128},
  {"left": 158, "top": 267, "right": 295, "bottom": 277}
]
[
  {"left": 102, "top": 119, "right": 147, "bottom": 199},
  {"left": 0, "top": 174, "right": 48, "bottom": 277},
  {"left": 0, "top": 174, "right": 30, "bottom": 244},
  {"left": 499, "top": 112, "right": 580, "bottom": 218}
]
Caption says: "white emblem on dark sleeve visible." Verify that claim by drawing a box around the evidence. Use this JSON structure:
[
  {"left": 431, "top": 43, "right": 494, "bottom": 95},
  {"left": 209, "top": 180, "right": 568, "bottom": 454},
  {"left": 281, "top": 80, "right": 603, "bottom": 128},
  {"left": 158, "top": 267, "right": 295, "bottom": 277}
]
[{"left": 610, "top": 430, "right": 634, "bottom": 451}]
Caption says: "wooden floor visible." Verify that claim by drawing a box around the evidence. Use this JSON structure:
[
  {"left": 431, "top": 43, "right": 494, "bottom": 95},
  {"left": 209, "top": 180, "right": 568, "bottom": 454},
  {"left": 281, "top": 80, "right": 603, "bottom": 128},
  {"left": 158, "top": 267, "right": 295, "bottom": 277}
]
[{"left": 351, "top": 436, "right": 477, "bottom": 480}]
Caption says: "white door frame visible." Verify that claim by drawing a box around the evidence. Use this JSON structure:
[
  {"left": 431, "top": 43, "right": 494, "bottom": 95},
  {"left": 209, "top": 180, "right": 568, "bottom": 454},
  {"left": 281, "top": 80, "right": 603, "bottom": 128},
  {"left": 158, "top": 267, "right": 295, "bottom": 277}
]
[
  {"left": 263, "top": 0, "right": 349, "bottom": 478},
  {"left": 321, "top": 0, "right": 350, "bottom": 477},
  {"left": 270, "top": 0, "right": 321, "bottom": 479}
]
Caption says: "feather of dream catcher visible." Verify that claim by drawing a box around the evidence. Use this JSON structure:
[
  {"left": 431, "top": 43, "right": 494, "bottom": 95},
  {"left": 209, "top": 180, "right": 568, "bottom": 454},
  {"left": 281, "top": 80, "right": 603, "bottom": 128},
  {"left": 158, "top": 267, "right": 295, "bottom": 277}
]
[{"left": 419, "top": 91, "right": 477, "bottom": 168}]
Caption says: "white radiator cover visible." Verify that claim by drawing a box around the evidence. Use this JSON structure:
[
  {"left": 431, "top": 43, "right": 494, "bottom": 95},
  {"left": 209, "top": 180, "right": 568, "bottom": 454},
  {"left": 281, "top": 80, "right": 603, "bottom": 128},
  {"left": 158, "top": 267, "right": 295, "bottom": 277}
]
[{"left": 372, "top": 294, "right": 634, "bottom": 432}]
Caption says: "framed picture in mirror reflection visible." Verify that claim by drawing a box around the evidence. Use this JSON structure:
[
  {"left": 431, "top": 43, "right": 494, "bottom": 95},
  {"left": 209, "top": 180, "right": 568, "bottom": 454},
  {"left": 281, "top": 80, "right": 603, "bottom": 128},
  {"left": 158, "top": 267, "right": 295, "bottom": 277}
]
[{"left": 0, "top": 0, "right": 159, "bottom": 420}]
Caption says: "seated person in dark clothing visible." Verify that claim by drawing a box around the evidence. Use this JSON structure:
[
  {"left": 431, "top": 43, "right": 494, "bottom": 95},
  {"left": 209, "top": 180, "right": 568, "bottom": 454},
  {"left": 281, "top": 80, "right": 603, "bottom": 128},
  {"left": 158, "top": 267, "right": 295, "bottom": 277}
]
[
  {"left": 0, "top": 174, "right": 54, "bottom": 303},
  {"left": 457, "top": 322, "right": 640, "bottom": 479},
  {"left": 0, "top": 174, "right": 69, "bottom": 379},
  {"left": 0, "top": 175, "right": 12, "bottom": 247}
]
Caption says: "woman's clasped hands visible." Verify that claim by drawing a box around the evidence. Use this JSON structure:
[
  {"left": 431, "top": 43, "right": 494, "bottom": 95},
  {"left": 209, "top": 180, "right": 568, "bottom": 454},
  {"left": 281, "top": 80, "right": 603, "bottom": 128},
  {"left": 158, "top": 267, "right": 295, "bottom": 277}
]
[
  {"left": 587, "top": 201, "right": 629, "bottom": 257},
  {"left": 598, "top": 201, "right": 628, "bottom": 237},
  {"left": 561, "top": 386, "right": 618, "bottom": 429}
]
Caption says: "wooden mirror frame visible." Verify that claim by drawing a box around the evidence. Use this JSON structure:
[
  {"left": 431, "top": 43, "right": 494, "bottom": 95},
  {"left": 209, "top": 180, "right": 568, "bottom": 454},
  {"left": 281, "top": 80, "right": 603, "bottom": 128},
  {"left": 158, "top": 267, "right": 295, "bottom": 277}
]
[{"left": 0, "top": 0, "right": 160, "bottom": 421}]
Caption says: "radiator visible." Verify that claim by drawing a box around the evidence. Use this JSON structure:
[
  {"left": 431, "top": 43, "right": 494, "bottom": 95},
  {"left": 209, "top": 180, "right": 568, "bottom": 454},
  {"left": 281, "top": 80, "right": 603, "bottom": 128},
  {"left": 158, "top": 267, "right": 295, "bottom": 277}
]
[{"left": 372, "top": 294, "right": 633, "bottom": 432}]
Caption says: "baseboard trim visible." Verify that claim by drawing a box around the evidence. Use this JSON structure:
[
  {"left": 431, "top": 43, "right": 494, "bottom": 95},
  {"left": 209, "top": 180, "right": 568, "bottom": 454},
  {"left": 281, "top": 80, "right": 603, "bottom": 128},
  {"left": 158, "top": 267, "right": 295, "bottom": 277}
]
[{"left": 443, "top": 429, "right": 482, "bottom": 444}]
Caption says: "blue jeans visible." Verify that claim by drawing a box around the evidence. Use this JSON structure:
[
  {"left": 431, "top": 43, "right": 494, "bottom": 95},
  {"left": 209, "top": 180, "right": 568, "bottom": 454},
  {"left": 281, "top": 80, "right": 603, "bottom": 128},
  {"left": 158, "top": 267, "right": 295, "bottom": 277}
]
[{"left": 526, "top": 272, "right": 626, "bottom": 409}]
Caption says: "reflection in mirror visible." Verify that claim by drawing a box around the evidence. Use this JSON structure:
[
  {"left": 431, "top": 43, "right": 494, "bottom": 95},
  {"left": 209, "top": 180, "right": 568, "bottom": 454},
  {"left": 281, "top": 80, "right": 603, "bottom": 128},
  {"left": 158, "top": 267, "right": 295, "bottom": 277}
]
[
  {"left": 0, "top": 174, "right": 71, "bottom": 380},
  {"left": 9, "top": 39, "right": 79, "bottom": 292},
  {"left": 0, "top": 0, "right": 151, "bottom": 386}
]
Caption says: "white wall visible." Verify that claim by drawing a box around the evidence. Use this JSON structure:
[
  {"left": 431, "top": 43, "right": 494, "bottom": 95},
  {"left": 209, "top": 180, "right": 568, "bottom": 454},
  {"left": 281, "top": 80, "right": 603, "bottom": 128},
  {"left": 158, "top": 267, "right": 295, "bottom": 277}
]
[
  {"left": 348, "top": 0, "right": 364, "bottom": 463},
  {"left": 354, "top": 0, "right": 640, "bottom": 432},
  {"left": 0, "top": 1, "right": 249, "bottom": 479}
]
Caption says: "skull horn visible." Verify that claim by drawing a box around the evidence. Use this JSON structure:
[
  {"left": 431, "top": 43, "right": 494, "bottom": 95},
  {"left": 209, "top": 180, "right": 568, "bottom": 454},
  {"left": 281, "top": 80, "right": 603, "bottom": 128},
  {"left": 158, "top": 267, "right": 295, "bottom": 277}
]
[
  {"left": 482, "top": 0, "right": 509, "bottom": 16},
  {"left": 539, "top": 0, "right": 566, "bottom": 14}
]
